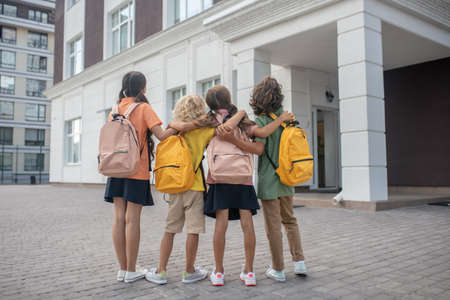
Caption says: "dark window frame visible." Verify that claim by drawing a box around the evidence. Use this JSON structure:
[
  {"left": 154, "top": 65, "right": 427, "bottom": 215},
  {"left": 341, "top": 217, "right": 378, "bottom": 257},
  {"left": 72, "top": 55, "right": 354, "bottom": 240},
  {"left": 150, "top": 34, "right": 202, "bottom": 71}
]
[
  {"left": 0, "top": 75, "right": 15, "bottom": 95},
  {"left": 25, "top": 103, "right": 46, "bottom": 122},
  {"left": 0, "top": 101, "right": 14, "bottom": 120},
  {"left": 24, "top": 153, "right": 44, "bottom": 171},
  {"left": 28, "top": 31, "right": 48, "bottom": 49},
  {"left": 26, "top": 79, "right": 46, "bottom": 97},
  {"left": 0, "top": 3, "right": 17, "bottom": 17},
  {"left": 27, "top": 54, "right": 47, "bottom": 73},
  {"left": 0, "top": 127, "right": 13, "bottom": 145},
  {"left": 25, "top": 128, "right": 45, "bottom": 146},
  {"left": 0, "top": 50, "right": 16, "bottom": 69},
  {"left": 0, "top": 26, "right": 17, "bottom": 44}
]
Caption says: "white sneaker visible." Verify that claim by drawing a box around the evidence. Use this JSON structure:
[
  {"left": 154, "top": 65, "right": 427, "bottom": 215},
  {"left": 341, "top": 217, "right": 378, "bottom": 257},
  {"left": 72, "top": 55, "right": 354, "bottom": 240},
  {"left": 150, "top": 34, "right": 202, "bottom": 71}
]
[
  {"left": 124, "top": 266, "right": 148, "bottom": 283},
  {"left": 182, "top": 266, "right": 208, "bottom": 283},
  {"left": 117, "top": 270, "right": 126, "bottom": 282},
  {"left": 210, "top": 271, "right": 224, "bottom": 286},
  {"left": 265, "top": 267, "right": 286, "bottom": 282},
  {"left": 145, "top": 267, "right": 167, "bottom": 285},
  {"left": 294, "top": 260, "right": 307, "bottom": 276}
]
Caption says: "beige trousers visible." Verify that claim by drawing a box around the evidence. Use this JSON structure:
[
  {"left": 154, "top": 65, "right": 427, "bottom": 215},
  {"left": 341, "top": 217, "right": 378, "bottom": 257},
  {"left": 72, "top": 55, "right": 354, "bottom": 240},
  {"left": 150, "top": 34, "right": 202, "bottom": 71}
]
[{"left": 261, "top": 195, "right": 304, "bottom": 271}]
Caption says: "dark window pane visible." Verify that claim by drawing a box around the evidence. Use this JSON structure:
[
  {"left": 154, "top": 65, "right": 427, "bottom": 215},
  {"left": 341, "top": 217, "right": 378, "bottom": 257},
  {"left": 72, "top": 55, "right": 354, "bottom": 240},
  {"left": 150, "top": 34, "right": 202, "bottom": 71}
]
[{"left": 0, "top": 127, "right": 13, "bottom": 145}]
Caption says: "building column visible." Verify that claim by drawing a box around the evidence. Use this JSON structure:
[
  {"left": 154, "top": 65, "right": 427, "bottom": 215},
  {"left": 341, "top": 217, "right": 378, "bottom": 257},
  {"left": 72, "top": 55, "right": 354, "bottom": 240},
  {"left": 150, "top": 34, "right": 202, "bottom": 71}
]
[
  {"left": 236, "top": 49, "right": 271, "bottom": 188},
  {"left": 337, "top": 13, "right": 388, "bottom": 201},
  {"left": 236, "top": 49, "right": 271, "bottom": 117}
]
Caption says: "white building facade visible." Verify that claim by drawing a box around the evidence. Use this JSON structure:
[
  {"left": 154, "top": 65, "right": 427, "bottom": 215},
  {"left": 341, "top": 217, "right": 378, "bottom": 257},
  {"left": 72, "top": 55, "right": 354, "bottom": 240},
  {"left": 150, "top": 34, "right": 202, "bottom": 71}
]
[{"left": 45, "top": 0, "right": 450, "bottom": 202}]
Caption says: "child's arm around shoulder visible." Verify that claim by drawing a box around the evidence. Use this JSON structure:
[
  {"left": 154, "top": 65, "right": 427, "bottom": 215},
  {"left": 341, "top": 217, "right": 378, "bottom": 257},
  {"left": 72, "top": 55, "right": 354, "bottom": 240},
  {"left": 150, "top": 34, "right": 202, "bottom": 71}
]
[
  {"left": 142, "top": 103, "right": 177, "bottom": 141},
  {"left": 252, "top": 111, "right": 294, "bottom": 138},
  {"left": 219, "top": 130, "right": 264, "bottom": 155},
  {"left": 167, "top": 110, "right": 247, "bottom": 136}
]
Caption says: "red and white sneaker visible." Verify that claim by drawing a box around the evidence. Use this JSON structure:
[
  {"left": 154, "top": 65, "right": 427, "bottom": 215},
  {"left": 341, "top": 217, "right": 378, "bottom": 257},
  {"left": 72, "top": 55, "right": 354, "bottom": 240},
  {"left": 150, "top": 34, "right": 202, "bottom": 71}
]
[
  {"left": 210, "top": 271, "right": 224, "bottom": 286},
  {"left": 240, "top": 271, "right": 256, "bottom": 286}
]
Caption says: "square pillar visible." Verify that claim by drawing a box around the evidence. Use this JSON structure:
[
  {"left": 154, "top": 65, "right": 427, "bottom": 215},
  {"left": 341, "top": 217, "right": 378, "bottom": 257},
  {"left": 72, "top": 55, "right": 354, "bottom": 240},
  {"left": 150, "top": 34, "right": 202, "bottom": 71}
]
[
  {"left": 236, "top": 49, "right": 271, "bottom": 117},
  {"left": 337, "top": 13, "right": 388, "bottom": 201},
  {"left": 236, "top": 49, "right": 271, "bottom": 188}
]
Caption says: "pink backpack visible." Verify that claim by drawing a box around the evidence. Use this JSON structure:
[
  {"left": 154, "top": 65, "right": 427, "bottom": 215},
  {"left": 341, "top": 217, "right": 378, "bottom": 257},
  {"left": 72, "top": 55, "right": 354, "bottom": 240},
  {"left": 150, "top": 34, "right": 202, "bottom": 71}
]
[
  {"left": 98, "top": 103, "right": 141, "bottom": 178},
  {"left": 207, "top": 128, "right": 254, "bottom": 184}
]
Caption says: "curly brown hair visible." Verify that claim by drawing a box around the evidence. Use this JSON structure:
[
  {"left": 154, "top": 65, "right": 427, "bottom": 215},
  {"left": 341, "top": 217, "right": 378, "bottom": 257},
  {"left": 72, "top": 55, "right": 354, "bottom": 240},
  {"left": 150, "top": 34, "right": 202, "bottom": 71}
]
[
  {"left": 250, "top": 76, "right": 284, "bottom": 116},
  {"left": 200, "top": 85, "right": 254, "bottom": 130}
]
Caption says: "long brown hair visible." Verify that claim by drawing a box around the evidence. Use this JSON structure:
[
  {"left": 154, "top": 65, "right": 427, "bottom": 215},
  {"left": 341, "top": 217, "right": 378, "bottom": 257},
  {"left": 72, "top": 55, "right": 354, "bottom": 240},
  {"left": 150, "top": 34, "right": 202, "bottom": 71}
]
[
  {"left": 202, "top": 85, "right": 254, "bottom": 130},
  {"left": 118, "top": 71, "right": 155, "bottom": 159},
  {"left": 250, "top": 76, "right": 284, "bottom": 116}
]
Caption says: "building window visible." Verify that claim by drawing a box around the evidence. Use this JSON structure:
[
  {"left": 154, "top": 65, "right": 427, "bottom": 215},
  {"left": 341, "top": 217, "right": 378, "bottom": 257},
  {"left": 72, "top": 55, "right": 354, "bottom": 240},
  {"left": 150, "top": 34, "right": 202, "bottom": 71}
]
[
  {"left": 25, "top": 129, "right": 45, "bottom": 146},
  {"left": 26, "top": 79, "right": 46, "bottom": 97},
  {"left": 201, "top": 77, "right": 220, "bottom": 98},
  {"left": 0, "top": 75, "right": 15, "bottom": 95},
  {"left": 69, "top": 37, "right": 83, "bottom": 76},
  {"left": 28, "top": 9, "right": 49, "bottom": 24},
  {"left": 26, "top": 104, "right": 46, "bottom": 122},
  {"left": 28, "top": 31, "right": 48, "bottom": 49},
  {"left": 66, "top": 118, "right": 81, "bottom": 164},
  {"left": 0, "top": 4, "right": 17, "bottom": 17},
  {"left": 67, "top": 0, "right": 80, "bottom": 9},
  {"left": 0, "top": 152, "right": 13, "bottom": 171},
  {"left": 111, "top": 2, "right": 134, "bottom": 56},
  {"left": 27, "top": 55, "right": 47, "bottom": 73},
  {"left": 0, "top": 26, "right": 16, "bottom": 44},
  {"left": 170, "top": 86, "right": 186, "bottom": 111},
  {"left": 173, "top": 0, "right": 213, "bottom": 24},
  {"left": 0, "top": 101, "right": 13, "bottom": 119},
  {"left": 0, "top": 127, "right": 13, "bottom": 145},
  {"left": 0, "top": 50, "right": 15, "bottom": 69},
  {"left": 24, "top": 153, "right": 44, "bottom": 171}
]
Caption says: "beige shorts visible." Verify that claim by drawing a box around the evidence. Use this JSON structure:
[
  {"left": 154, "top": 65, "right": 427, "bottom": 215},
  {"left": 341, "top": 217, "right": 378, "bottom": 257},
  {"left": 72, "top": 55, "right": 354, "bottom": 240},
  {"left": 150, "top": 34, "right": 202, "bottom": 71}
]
[{"left": 165, "top": 190, "right": 205, "bottom": 234}]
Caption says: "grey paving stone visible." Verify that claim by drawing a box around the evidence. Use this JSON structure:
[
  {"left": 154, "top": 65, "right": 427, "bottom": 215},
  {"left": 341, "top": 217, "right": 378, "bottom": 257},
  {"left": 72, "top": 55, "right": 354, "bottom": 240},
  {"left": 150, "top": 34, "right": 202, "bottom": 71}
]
[{"left": 0, "top": 185, "right": 449, "bottom": 299}]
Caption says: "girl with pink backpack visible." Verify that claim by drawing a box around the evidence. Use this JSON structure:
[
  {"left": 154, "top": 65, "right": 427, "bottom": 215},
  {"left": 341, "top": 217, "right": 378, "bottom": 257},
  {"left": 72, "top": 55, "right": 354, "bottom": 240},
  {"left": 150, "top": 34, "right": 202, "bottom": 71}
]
[
  {"left": 170, "top": 85, "right": 293, "bottom": 286},
  {"left": 102, "top": 72, "right": 176, "bottom": 283}
]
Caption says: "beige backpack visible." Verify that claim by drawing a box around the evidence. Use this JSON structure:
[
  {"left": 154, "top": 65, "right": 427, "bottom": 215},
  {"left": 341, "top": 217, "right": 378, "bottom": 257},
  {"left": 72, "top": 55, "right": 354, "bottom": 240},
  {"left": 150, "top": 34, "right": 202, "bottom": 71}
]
[
  {"left": 207, "top": 128, "right": 254, "bottom": 184},
  {"left": 98, "top": 103, "right": 141, "bottom": 178}
]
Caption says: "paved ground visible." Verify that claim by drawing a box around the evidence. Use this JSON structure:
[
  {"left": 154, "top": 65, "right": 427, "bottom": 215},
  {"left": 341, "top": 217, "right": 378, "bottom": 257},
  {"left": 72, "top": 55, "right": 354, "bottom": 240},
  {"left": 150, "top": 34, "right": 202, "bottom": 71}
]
[{"left": 0, "top": 185, "right": 449, "bottom": 300}]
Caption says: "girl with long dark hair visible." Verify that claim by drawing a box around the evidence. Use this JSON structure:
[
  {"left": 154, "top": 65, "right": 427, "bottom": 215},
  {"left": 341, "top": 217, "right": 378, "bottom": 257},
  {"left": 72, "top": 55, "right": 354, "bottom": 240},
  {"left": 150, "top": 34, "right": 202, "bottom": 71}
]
[{"left": 104, "top": 71, "right": 176, "bottom": 283}]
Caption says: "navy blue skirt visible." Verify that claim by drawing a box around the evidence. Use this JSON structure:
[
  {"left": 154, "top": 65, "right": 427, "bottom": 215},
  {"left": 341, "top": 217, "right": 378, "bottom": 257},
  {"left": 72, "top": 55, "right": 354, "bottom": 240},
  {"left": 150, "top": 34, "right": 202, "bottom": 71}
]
[
  {"left": 205, "top": 184, "right": 259, "bottom": 220},
  {"left": 104, "top": 178, "right": 154, "bottom": 206}
]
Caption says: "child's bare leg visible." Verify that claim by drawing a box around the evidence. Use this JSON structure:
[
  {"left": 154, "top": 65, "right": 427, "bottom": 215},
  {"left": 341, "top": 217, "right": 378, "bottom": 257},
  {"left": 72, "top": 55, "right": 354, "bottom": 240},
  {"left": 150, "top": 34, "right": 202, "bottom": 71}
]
[
  {"left": 213, "top": 209, "right": 229, "bottom": 273},
  {"left": 240, "top": 209, "right": 256, "bottom": 273},
  {"left": 158, "top": 232, "right": 175, "bottom": 272},
  {"left": 125, "top": 202, "right": 142, "bottom": 272},
  {"left": 185, "top": 233, "right": 199, "bottom": 273},
  {"left": 112, "top": 197, "right": 127, "bottom": 270}
]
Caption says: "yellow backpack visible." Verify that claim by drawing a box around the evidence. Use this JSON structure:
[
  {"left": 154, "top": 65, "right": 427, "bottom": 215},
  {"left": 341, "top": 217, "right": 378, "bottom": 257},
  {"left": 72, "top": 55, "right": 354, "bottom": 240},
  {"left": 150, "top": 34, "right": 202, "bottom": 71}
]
[
  {"left": 266, "top": 113, "right": 314, "bottom": 186},
  {"left": 154, "top": 134, "right": 195, "bottom": 194}
]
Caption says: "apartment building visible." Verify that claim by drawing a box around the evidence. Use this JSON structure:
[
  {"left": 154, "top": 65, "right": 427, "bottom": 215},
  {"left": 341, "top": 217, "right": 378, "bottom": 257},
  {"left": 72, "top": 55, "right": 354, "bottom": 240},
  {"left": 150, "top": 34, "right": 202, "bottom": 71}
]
[
  {"left": 45, "top": 0, "right": 449, "bottom": 203},
  {"left": 0, "top": 0, "right": 54, "bottom": 184}
]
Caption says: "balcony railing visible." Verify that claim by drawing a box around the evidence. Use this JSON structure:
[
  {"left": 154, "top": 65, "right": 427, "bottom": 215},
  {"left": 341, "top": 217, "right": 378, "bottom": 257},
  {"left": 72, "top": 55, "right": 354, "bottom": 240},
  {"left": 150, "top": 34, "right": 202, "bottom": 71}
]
[
  {"left": 0, "top": 144, "right": 49, "bottom": 184},
  {"left": 0, "top": 88, "right": 14, "bottom": 95},
  {"left": 0, "top": 63, "right": 15, "bottom": 69},
  {"left": 27, "top": 66, "right": 47, "bottom": 73},
  {"left": 0, "top": 38, "right": 16, "bottom": 45},
  {"left": 26, "top": 91, "right": 44, "bottom": 98}
]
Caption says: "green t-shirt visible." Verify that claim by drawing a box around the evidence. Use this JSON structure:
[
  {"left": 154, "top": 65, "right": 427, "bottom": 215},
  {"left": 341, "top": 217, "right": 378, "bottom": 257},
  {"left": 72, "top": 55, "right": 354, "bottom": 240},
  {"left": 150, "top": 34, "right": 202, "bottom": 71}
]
[{"left": 254, "top": 108, "right": 294, "bottom": 200}]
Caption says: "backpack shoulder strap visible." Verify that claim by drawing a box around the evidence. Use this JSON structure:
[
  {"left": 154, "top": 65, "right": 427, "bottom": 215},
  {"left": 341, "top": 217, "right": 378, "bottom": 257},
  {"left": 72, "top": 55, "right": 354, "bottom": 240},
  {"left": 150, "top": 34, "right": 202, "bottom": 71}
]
[
  {"left": 124, "top": 103, "right": 140, "bottom": 119},
  {"left": 269, "top": 112, "right": 286, "bottom": 128},
  {"left": 264, "top": 147, "right": 278, "bottom": 170}
]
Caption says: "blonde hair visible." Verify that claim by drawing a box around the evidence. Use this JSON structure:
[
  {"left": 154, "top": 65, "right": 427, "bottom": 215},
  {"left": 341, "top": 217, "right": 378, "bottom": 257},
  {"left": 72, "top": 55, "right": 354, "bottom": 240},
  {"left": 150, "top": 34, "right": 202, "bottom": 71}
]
[{"left": 172, "top": 95, "right": 207, "bottom": 122}]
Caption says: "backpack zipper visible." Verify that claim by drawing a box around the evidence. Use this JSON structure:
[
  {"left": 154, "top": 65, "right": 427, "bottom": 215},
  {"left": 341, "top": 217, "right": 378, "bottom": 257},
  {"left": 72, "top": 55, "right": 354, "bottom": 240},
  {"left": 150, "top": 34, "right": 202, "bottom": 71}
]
[
  {"left": 154, "top": 165, "right": 180, "bottom": 172},
  {"left": 290, "top": 158, "right": 314, "bottom": 172},
  {"left": 292, "top": 158, "right": 314, "bottom": 163},
  {"left": 213, "top": 153, "right": 249, "bottom": 162}
]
